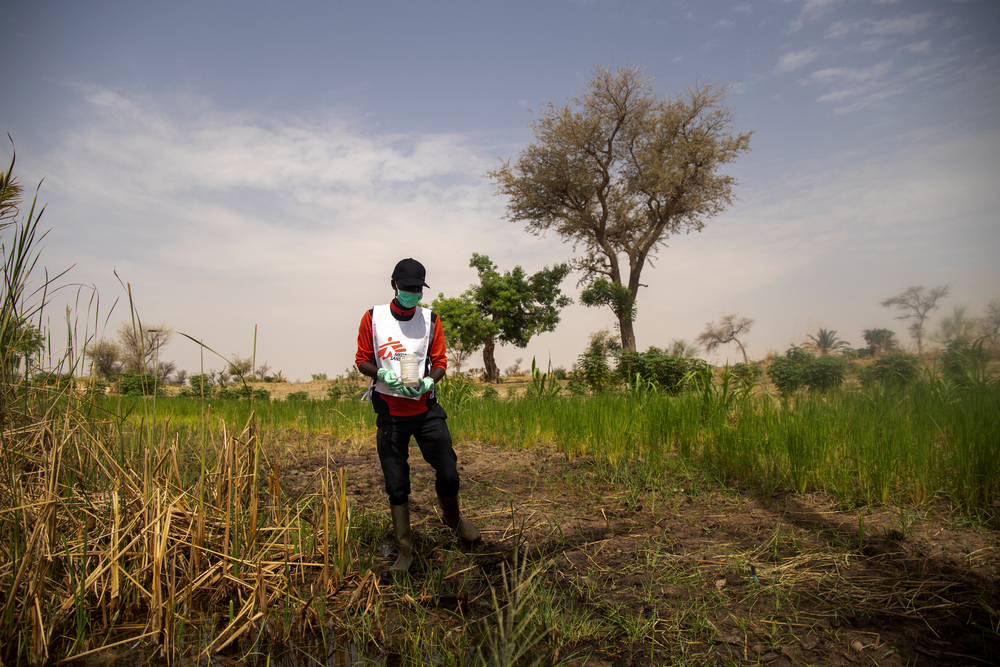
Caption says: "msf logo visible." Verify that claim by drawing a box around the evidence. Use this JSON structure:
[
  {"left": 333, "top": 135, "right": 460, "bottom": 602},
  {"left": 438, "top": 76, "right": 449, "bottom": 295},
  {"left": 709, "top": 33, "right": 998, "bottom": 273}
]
[{"left": 378, "top": 338, "right": 407, "bottom": 361}]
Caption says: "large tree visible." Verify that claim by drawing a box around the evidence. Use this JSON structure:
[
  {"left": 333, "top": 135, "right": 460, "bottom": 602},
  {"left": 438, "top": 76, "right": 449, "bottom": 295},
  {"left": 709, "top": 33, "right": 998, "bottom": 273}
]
[
  {"left": 86, "top": 338, "right": 123, "bottom": 380},
  {"left": 116, "top": 322, "right": 173, "bottom": 374},
  {"left": 881, "top": 285, "right": 950, "bottom": 355},
  {"left": 980, "top": 299, "right": 1000, "bottom": 337},
  {"left": 696, "top": 313, "right": 754, "bottom": 364},
  {"left": 432, "top": 254, "right": 572, "bottom": 384},
  {"left": 489, "top": 65, "right": 752, "bottom": 351}
]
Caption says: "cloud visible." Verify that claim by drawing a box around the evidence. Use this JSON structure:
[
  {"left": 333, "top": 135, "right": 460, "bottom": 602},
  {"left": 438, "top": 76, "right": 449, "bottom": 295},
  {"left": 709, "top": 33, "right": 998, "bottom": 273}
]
[
  {"left": 807, "top": 61, "right": 893, "bottom": 84},
  {"left": 803, "top": 61, "right": 899, "bottom": 110},
  {"left": 36, "top": 87, "right": 545, "bottom": 378},
  {"left": 630, "top": 127, "right": 1000, "bottom": 362},
  {"left": 787, "top": 0, "right": 842, "bottom": 32},
  {"left": 773, "top": 47, "right": 823, "bottom": 74},
  {"left": 903, "top": 39, "right": 932, "bottom": 54},
  {"left": 826, "top": 12, "right": 933, "bottom": 39},
  {"left": 713, "top": 19, "right": 735, "bottom": 29},
  {"left": 75, "top": 89, "right": 483, "bottom": 197}
]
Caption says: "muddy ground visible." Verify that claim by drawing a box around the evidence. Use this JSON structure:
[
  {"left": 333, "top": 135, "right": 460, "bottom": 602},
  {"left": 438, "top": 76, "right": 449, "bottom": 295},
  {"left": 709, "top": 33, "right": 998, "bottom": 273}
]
[{"left": 273, "top": 429, "right": 1000, "bottom": 667}]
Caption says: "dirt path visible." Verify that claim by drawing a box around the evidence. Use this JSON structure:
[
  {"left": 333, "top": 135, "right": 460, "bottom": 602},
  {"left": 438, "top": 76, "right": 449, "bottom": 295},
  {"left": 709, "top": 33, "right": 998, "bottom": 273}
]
[{"left": 273, "top": 431, "right": 1000, "bottom": 666}]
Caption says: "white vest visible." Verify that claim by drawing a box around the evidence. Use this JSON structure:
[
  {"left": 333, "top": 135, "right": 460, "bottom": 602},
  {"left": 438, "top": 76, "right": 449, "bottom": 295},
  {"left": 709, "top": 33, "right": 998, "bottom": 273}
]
[{"left": 371, "top": 304, "right": 432, "bottom": 400}]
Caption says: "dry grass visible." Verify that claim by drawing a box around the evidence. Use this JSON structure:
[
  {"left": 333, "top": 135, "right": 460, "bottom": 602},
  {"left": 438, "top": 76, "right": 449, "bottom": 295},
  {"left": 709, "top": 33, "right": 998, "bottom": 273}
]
[{"left": 0, "top": 384, "right": 374, "bottom": 665}]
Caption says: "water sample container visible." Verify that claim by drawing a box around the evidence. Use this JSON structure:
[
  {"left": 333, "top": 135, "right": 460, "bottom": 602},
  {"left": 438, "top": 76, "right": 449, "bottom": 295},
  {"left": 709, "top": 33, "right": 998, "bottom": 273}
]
[{"left": 399, "top": 354, "right": 420, "bottom": 388}]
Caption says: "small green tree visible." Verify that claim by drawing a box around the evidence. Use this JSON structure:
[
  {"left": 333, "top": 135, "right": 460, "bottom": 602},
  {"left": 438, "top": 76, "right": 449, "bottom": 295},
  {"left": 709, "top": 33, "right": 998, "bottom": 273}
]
[
  {"left": 572, "top": 329, "right": 621, "bottom": 393},
  {"left": 575, "top": 352, "right": 615, "bottom": 392},
  {"left": 4, "top": 322, "right": 45, "bottom": 375},
  {"left": 862, "top": 328, "right": 897, "bottom": 356},
  {"left": 432, "top": 254, "right": 572, "bottom": 384},
  {"left": 186, "top": 373, "right": 214, "bottom": 396}
]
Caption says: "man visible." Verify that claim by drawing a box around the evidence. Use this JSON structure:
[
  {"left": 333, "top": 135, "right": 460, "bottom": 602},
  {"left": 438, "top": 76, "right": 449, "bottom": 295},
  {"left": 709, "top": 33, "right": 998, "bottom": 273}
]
[{"left": 355, "top": 258, "right": 481, "bottom": 573}]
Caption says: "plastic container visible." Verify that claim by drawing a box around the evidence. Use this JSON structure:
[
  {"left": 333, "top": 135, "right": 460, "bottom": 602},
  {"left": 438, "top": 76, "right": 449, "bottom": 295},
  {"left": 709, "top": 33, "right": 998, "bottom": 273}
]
[{"left": 398, "top": 354, "right": 420, "bottom": 388}]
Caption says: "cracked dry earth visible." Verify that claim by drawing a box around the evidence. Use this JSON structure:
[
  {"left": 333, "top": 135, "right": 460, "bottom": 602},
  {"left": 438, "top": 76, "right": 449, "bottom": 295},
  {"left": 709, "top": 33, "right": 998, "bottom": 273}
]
[{"left": 272, "top": 429, "right": 1000, "bottom": 666}]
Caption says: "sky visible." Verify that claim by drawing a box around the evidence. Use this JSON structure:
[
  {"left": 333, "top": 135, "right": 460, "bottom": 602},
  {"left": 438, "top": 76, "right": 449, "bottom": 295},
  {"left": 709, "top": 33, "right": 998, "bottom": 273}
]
[{"left": 1, "top": 0, "right": 998, "bottom": 382}]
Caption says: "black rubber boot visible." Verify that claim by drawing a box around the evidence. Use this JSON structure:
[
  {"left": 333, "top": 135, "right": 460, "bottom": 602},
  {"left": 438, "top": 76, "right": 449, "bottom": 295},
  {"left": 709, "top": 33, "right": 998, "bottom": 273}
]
[
  {"left": 388, "top": 503, "right": 413, "bottom": 572},
  {"left": 439, "top": 494, "right": 481, "bottom": 543}
]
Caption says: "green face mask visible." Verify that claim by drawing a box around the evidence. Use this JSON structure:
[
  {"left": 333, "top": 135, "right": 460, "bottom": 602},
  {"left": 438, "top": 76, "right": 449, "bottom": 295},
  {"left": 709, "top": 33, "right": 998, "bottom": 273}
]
[{"left": 396, "top": 290, "right": 422, "bottom": 309}]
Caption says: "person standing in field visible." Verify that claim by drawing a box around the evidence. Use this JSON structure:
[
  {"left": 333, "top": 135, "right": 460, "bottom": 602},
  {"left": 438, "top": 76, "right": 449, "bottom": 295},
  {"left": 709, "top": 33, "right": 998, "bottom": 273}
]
[{"left": 355, "top": 258, "right": 481, "bottom": 573}]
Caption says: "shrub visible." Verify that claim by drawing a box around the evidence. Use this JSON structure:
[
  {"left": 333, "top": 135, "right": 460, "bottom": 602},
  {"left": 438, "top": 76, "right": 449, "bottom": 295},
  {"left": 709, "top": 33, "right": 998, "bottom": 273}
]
[
  {"left": 731, "top": 362, "right": 762, "bottom": 383},
  {"left": 576, "top": 353, "right": 614, "bottom": 391},
  {"left": 550, "top": 366, "right": 568, "bottom": 381},
  {"left": 82, "top": 379, "right": 108, "bottom": 397},
  {"left": 210, "top": 386, "right": 270, "bottom": 400},
  {"left": 942, "top": 338, "right": 991, "bottom": 382},
  {"left": 481, "top": 385, "right": 499, "bottom": 401},
  {"left": 187, "top": 373, "right": 214, "bottom": 395},
  {"left": 311, "top": 373, "right": 327, "bottom": 381},
  {"left": 615, "top": 350, "right": 707, "bottom": 393},
  {"left": 867, "top": 352, "right": 921, "bottom": 388},
  {"left": 565, "top": 370, "right": 590, "bottom": 396},
  {"left": 118, "top": 372, "right": 162, "bottom": 396},
  {"left": 326, "top": 382, "right": 345, "bottom": 400},
  {"left": 941, "top": 338, "right": 995, "bottom": 389},
  {"left": 768, "top": 347, "right": 814, "bottom": 394},
  {"left": 614, "top": 350, "right": 651, "bottom": 385},
  {"left": 286, "top": 391, "right": 309, "bottom": 401},
  {"left": 802, "top": 355, "right": 847, "bottom": 391}
]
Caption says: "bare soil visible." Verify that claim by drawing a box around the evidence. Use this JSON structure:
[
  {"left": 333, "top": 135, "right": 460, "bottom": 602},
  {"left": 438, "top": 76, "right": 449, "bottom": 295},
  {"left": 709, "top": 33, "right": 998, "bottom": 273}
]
[{"left": 274, "top": 430, "right": 1000, "bottom": 667}]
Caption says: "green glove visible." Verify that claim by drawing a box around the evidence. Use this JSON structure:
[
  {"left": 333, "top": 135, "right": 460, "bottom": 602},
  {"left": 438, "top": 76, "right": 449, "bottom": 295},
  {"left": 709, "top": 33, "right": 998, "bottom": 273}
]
[
  {"left": 377, "top": 368, "right": 407, "bottom": 394},
  {"left": 404, "top": 376, "right": 435, "bottom": 397}
]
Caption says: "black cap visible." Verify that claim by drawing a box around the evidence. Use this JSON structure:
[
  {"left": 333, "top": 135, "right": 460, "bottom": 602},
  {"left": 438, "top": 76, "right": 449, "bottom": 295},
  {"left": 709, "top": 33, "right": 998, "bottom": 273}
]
[{"left": 391, "top": 258, "right": 429, "bottom": 289}]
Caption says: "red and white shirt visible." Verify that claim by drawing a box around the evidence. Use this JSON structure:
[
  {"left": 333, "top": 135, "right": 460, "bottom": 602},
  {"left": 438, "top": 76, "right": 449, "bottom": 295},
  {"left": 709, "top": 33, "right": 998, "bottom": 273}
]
[{"left": 355, "top": 301, "right": 447, "bottom": 417}]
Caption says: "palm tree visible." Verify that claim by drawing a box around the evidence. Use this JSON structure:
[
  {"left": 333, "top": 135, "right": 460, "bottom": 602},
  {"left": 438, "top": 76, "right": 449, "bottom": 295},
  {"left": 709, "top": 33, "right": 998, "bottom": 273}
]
[{"left": 805, "top": 329, "right": 851, "bottom": 356}]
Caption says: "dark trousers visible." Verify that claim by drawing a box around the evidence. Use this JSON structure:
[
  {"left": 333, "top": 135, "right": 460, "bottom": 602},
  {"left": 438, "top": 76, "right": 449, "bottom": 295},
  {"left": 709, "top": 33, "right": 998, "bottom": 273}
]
[{"left": 376, "top": 404, "right": 459, "bottom": 506}]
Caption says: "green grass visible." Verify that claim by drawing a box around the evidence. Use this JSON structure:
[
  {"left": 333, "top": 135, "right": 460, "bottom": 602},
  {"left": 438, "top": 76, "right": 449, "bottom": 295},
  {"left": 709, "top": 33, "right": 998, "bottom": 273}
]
[{"left": 96, "top": 380, "right": 999, "bottom": 520}]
